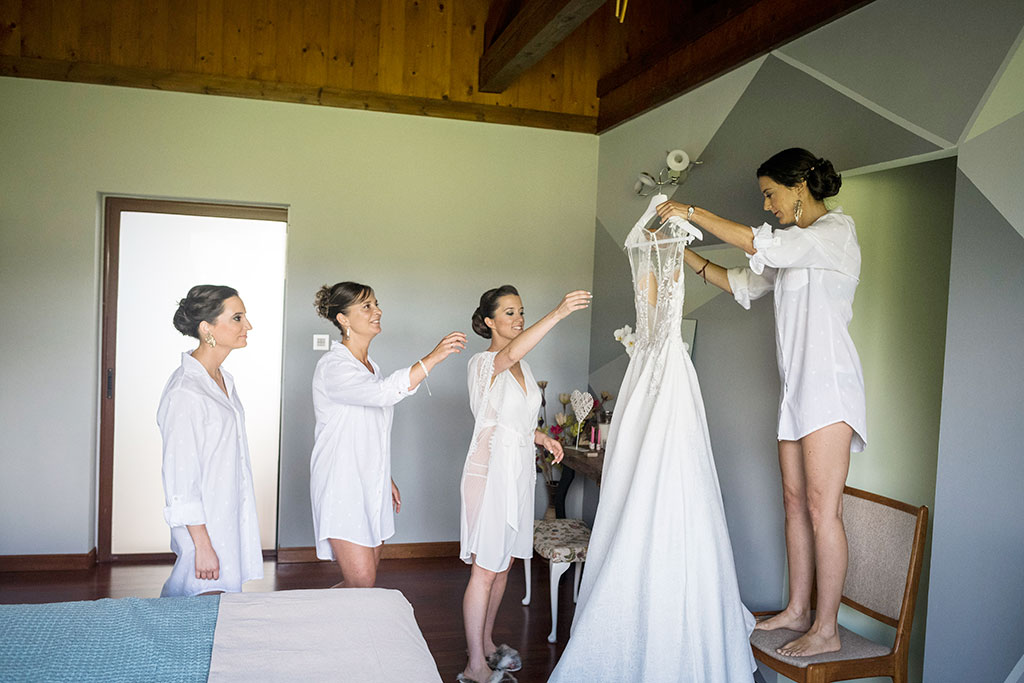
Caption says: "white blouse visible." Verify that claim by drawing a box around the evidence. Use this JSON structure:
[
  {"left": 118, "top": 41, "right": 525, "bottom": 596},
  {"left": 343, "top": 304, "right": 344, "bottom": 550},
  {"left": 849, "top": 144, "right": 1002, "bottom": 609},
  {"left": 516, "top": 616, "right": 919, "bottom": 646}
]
[
  {"left": 727, "top": 208, "right": 867, "bottom": 452},
  {"left": 310, "top": 341, "right": 418, "bottom": 558},
  {"left": 157, "top": 352, "right": 263, "bottom": 597}
]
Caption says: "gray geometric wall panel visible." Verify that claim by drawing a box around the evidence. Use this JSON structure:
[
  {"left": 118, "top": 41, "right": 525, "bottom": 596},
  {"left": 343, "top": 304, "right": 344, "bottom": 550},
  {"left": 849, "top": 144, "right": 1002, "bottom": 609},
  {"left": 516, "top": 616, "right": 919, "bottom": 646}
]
[
  {"left": 685, "top": 291, "right": 784, "bottom": 610},
  {"left": 779, "top": 0, "right": 1024, "bottom": 144},
  {"left": 958, "top": 110, "right": 1024, "bottom": 239},
  {"left": 588, "top": 217, "right": 635, "bottom": 373},
  {"left": 924, "top": 171, "right": 1024, "bottom": 683},
  {"left": 668, "top": 56, "right": 939, "bottom": 240}
]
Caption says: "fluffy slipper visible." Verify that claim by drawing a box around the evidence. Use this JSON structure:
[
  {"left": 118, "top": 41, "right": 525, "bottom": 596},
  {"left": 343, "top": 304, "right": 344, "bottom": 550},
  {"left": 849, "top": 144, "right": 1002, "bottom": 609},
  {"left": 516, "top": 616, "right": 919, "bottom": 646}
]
[{"left": 486, "top": 644, "right": 522, "bottom": 672}]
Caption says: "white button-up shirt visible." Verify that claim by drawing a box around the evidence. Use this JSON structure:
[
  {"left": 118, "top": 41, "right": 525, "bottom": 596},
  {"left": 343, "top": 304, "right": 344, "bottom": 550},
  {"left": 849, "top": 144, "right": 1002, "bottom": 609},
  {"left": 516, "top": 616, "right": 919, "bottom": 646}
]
[
  {"left": 727, "top": 208, "right": 867, "bottom": 451},
  {"left": 157, "top": 352, "right": 263, "bottom": 596},
  {"left": 309, "top": 341, "right": 418, "bottom": 558}
]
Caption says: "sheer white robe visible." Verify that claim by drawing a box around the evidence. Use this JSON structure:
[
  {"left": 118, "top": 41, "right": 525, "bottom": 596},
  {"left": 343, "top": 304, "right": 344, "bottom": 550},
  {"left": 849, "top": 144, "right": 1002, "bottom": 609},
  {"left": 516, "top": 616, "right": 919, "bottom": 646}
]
[
  {"left": 310, "top": 341, "right": 417, "bottom": 558},
  {"left": 459, "top": 352, "right": 542, "bottom": 573},
  {"left": 158, "top": 352, "right": 263, "bottom": 597},
  {"left": 727, "top": 208, "right": 867, "bottom": 451}
]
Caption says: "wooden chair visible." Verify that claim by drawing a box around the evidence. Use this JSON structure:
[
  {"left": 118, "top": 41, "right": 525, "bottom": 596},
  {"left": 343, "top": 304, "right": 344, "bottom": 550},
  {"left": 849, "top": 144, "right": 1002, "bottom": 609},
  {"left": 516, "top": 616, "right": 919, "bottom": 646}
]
[
  {"left": 521, "top": 518, "right": 591, "bottom": 643},
  {"left": 750, "top": 486, "right": 928, "bottom": 683}
]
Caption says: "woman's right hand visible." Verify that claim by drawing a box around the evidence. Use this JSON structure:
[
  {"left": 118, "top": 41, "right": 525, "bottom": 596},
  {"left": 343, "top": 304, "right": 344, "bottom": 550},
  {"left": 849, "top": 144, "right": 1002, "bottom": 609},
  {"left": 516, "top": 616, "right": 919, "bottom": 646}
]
[
  {"left": 194, "top": 544, "right": 220, "bottom": 581},
  {"left": 426, "top": 331, "right": 467, "bottom": 365},
  {"left": 554, "top": 290, "right": 592, "bottom": 320}
]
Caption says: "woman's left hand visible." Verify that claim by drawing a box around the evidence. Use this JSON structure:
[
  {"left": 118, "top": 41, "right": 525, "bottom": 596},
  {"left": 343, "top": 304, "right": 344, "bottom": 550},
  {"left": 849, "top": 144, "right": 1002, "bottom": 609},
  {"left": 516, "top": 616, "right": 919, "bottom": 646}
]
[
  {"left": 655, "top": 199, "right": 692, "bottom": 223},
  {"left": 391, "top": 479, "right": 401, "bottom": 514},
  {"left": 542, "top": 436, "right": 564, "bottom": 464}
]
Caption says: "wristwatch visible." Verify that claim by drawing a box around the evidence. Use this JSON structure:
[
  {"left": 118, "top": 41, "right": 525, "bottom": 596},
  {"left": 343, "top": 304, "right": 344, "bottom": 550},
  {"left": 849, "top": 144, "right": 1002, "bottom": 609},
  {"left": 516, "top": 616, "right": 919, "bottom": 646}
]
[{"left": 686, "top": 205, "right": 696, "bottom": 221}]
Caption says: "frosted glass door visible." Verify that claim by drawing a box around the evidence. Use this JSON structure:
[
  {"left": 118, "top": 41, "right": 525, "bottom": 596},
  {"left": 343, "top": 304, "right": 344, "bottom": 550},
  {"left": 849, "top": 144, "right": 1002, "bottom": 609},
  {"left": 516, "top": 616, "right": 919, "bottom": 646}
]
[{"left": 111, "top": 212, "right": 286, "bottom": 554}]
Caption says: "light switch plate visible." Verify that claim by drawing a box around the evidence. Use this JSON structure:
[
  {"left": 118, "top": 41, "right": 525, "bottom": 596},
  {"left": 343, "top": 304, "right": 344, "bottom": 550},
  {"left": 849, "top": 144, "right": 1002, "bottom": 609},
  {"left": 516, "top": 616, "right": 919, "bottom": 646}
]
[{"left": 313, "top": 334, "right": 330, "bottom": 351}]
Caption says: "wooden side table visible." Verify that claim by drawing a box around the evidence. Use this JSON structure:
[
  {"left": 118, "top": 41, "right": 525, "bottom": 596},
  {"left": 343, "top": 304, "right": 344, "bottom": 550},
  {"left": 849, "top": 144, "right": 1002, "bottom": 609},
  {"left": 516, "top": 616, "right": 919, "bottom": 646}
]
[{"left": 553, "top": 446, "right": 604, "bottom": 518}]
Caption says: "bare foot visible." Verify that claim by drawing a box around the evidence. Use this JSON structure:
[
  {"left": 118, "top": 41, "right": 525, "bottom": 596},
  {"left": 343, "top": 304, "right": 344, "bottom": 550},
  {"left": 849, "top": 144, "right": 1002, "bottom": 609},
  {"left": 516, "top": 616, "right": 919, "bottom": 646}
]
[
  {"left": 754, "top": 609, "right": 812, "bottom": 632},
  {"left": 459, "top": 664, "right": 502, "bottom": 683},
  {"left": 776, "top": 627, "right": 841, "bottom": 657}
]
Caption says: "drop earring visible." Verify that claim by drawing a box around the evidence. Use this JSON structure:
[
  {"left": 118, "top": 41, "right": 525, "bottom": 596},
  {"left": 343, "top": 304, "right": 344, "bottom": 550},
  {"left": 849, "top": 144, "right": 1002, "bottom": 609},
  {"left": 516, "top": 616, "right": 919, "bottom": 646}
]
[
  {"left": 344, "top": 326, "right": 350, "bottom": 340},
  {"left": 794, "top": 199, "right": 803, "bottom": 224},
  {"left": 205, "top": 332, "right": 217, "bottom": 348}
]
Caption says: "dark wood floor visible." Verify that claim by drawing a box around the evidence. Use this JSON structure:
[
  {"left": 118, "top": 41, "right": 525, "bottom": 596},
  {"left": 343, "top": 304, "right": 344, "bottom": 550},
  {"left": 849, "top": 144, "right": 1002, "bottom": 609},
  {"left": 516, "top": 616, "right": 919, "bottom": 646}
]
[{"left": 0, "top": 555, "right": 579, "bottom": 682}]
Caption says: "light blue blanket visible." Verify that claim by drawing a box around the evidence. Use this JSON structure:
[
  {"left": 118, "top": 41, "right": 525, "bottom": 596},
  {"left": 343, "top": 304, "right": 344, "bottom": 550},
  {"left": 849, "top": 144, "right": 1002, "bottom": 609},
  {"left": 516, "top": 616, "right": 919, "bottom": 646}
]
[{"left": 0, "top": 595, "right": 220, "bottom": 682}]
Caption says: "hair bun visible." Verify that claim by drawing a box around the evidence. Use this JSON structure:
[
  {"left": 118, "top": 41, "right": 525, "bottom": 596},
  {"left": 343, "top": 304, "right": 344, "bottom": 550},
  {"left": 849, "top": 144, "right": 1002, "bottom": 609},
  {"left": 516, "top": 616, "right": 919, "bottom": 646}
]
[
  {"left": 314, "top": 284, "right": 334, "bottom": 320},
  {"left": 808, "top": 157, "right": 842, "bottom": 199},
  {"left": 471, "top": 307, "right": 492, "bottom": 339},
  {"left": 172, "top": 298, "right": 196, "bottom": 337}
]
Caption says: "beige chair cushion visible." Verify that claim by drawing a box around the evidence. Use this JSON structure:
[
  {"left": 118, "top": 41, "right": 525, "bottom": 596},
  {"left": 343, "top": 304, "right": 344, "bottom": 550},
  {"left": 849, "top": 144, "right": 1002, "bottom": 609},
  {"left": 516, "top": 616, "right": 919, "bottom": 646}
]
[
  {"left": 750, "top": 623, "right": 891, "bottom": 669},
  {"left": 533, "top": 519, "right": 591, "bottom": 563}
]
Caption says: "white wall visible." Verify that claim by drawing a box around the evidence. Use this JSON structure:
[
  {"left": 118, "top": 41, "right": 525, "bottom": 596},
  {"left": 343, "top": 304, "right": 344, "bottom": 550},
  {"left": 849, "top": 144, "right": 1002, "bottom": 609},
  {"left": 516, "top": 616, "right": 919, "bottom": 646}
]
[{"left": 0, "top": 76, "right": 598, "bottom": 555}]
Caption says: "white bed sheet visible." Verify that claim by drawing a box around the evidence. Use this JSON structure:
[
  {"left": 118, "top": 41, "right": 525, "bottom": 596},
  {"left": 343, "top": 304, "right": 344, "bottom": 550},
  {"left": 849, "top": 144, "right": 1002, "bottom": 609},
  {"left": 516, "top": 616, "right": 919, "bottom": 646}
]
[{"left": 208, "top": 587, "right": 442, "bottom": 682}]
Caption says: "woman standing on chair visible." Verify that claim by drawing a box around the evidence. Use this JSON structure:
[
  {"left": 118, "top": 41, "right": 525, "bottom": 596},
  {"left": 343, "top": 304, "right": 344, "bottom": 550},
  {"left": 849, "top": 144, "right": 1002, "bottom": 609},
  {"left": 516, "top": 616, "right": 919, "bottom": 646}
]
[
  {"left": 656, "top": 148, "right": 867, "bottom": 658},
  {"left": 310, "top": 282, "right": 466, "bottom": 589},
  {"left": 458, "top": 285, "right": 588, "bottom": 683},
  {"left": 159, "top": 285, "right": 262, "bottom": 597}
]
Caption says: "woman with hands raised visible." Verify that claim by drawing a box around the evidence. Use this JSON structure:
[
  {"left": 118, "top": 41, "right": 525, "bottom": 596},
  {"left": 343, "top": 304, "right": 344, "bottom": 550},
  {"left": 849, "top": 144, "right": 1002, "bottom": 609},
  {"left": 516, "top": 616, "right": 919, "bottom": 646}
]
[
  {"left": 656, "top": 148, "right": 867, "bottom": 659},
  {"left": 310, "top": 281, "right": 466, "bottom": 589},
  {"left": 458, "top": 286, "right": 590, "bottom": 683}
]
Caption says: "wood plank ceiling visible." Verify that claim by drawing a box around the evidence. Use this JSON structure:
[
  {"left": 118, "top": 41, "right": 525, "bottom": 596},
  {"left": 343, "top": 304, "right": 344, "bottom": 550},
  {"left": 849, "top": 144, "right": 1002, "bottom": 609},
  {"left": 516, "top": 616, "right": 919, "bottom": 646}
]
[{"left": 0, "top": 0, "right": 872, "bottom": 133}]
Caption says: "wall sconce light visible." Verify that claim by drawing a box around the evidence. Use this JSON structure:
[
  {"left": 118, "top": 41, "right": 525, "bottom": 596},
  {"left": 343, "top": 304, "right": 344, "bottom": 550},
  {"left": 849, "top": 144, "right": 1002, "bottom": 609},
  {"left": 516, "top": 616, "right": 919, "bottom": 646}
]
[{"left": 633, "top": 149, "right": 703, "bottom": 196}]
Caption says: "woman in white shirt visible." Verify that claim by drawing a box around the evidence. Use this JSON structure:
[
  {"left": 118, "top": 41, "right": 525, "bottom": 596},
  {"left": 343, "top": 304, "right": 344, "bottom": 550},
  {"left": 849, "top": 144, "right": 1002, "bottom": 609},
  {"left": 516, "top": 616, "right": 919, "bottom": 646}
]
[
  {"left": 656, "top": 148, "right": 867, "bottom": 659},
  {"left": 158, "top": 285, "right": 262, "bottom": 597},
  {"left": 459, "top": 285, "right": 589, "bottom": 683},
  {"left": 311, "top": 281, "right": 466, "bottom": 588}
]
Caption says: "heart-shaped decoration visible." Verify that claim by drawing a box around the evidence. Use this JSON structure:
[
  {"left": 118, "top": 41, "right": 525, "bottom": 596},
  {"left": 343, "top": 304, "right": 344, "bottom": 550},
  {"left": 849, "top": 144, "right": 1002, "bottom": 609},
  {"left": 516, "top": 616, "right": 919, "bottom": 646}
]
[{"left": 570, "top": 389, "right": 595, "bottom": 424}]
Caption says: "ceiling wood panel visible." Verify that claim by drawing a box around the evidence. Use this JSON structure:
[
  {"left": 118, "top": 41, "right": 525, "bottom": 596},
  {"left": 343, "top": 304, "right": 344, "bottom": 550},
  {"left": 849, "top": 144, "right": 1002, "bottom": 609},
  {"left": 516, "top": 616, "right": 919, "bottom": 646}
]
[
  {"left": 0, "top": 0, "right": 23, "bottom": 57},
  {"left": 0, "top": 0, "right": 872, "bottom": 132},
  {"left": 597, "top": 0, "right": 874, "bottom": 130}
]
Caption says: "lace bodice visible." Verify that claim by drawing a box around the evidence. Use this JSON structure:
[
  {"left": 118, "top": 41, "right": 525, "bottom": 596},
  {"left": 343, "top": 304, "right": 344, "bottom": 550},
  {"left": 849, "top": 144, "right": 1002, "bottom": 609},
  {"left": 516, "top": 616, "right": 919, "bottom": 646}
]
[{"left": 625, "top": 217, "right": 700, "bottom": 349}]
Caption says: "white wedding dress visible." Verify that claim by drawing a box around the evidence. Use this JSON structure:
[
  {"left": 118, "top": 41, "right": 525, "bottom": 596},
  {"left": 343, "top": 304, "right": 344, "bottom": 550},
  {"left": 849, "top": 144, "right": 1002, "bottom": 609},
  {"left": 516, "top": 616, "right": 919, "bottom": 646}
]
[{"left": 549, "top": 200, "right": 756, "bottom": 682}]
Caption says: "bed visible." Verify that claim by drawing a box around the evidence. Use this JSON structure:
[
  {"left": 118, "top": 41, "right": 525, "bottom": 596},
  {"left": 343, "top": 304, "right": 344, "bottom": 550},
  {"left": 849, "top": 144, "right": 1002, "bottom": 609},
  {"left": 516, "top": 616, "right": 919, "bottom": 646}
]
[{"left": 0, "top": 587, "right": 442, "bottom": 682}]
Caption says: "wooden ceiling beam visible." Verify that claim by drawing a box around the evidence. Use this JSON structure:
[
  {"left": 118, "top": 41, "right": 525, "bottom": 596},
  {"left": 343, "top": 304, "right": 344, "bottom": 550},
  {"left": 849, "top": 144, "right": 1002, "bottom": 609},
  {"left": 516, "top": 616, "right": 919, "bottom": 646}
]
[
  {"left": 479, "top": 0, "right": 606, "bottom": 94},
  {"left": 0, "top": 55, "right": 597, "bottom": 133},
  {"left": 596, "top": 0, "right": 876, "bottom": 132}
]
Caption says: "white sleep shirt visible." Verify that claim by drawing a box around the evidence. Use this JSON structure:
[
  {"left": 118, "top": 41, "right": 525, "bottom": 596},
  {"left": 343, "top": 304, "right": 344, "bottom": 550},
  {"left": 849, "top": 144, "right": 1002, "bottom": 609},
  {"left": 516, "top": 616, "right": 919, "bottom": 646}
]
[
  {"left": 157, "top": 352, "right": 263, "bottom": 597},
  {"left": 310, "top": 341, "right": 418, "bottom": 558},
  {"left": 727, "top": 208, "right": 867, "bottom": 452}
]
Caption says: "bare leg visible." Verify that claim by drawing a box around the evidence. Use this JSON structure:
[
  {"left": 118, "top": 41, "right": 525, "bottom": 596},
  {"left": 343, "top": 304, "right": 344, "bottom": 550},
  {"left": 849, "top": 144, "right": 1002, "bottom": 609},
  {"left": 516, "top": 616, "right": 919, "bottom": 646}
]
[
  {"left": 755, "top": 440, "right": 814, "bottom": 633},
  {"left": 777, "top": 422, "right": 852, "bottom": 657},
  {"left": 463, "top": 560, "right": 500, "bottom": 682},
  {"left": 328, "top": 538, "right": 381, "bottom": 588},
  {"left": 482, "top": 559, "right": 513, "bottom": 657}
]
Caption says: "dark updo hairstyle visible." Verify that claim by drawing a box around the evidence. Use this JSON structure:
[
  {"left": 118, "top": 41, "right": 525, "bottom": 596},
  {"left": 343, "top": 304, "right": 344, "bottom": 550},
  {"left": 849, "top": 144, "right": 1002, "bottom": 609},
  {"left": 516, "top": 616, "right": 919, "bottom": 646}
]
[
  {"left": 173, "top": 285, "right": 239, "bottom": 338},
  {"left": 314, "top": 281, "right": 373, "bottom": 333},
  {"left": 472, "top": 285, "right": 520, "bottom": 339},
  {"left": 756, "top": 148, "right": 842, "bottom": 201}
]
